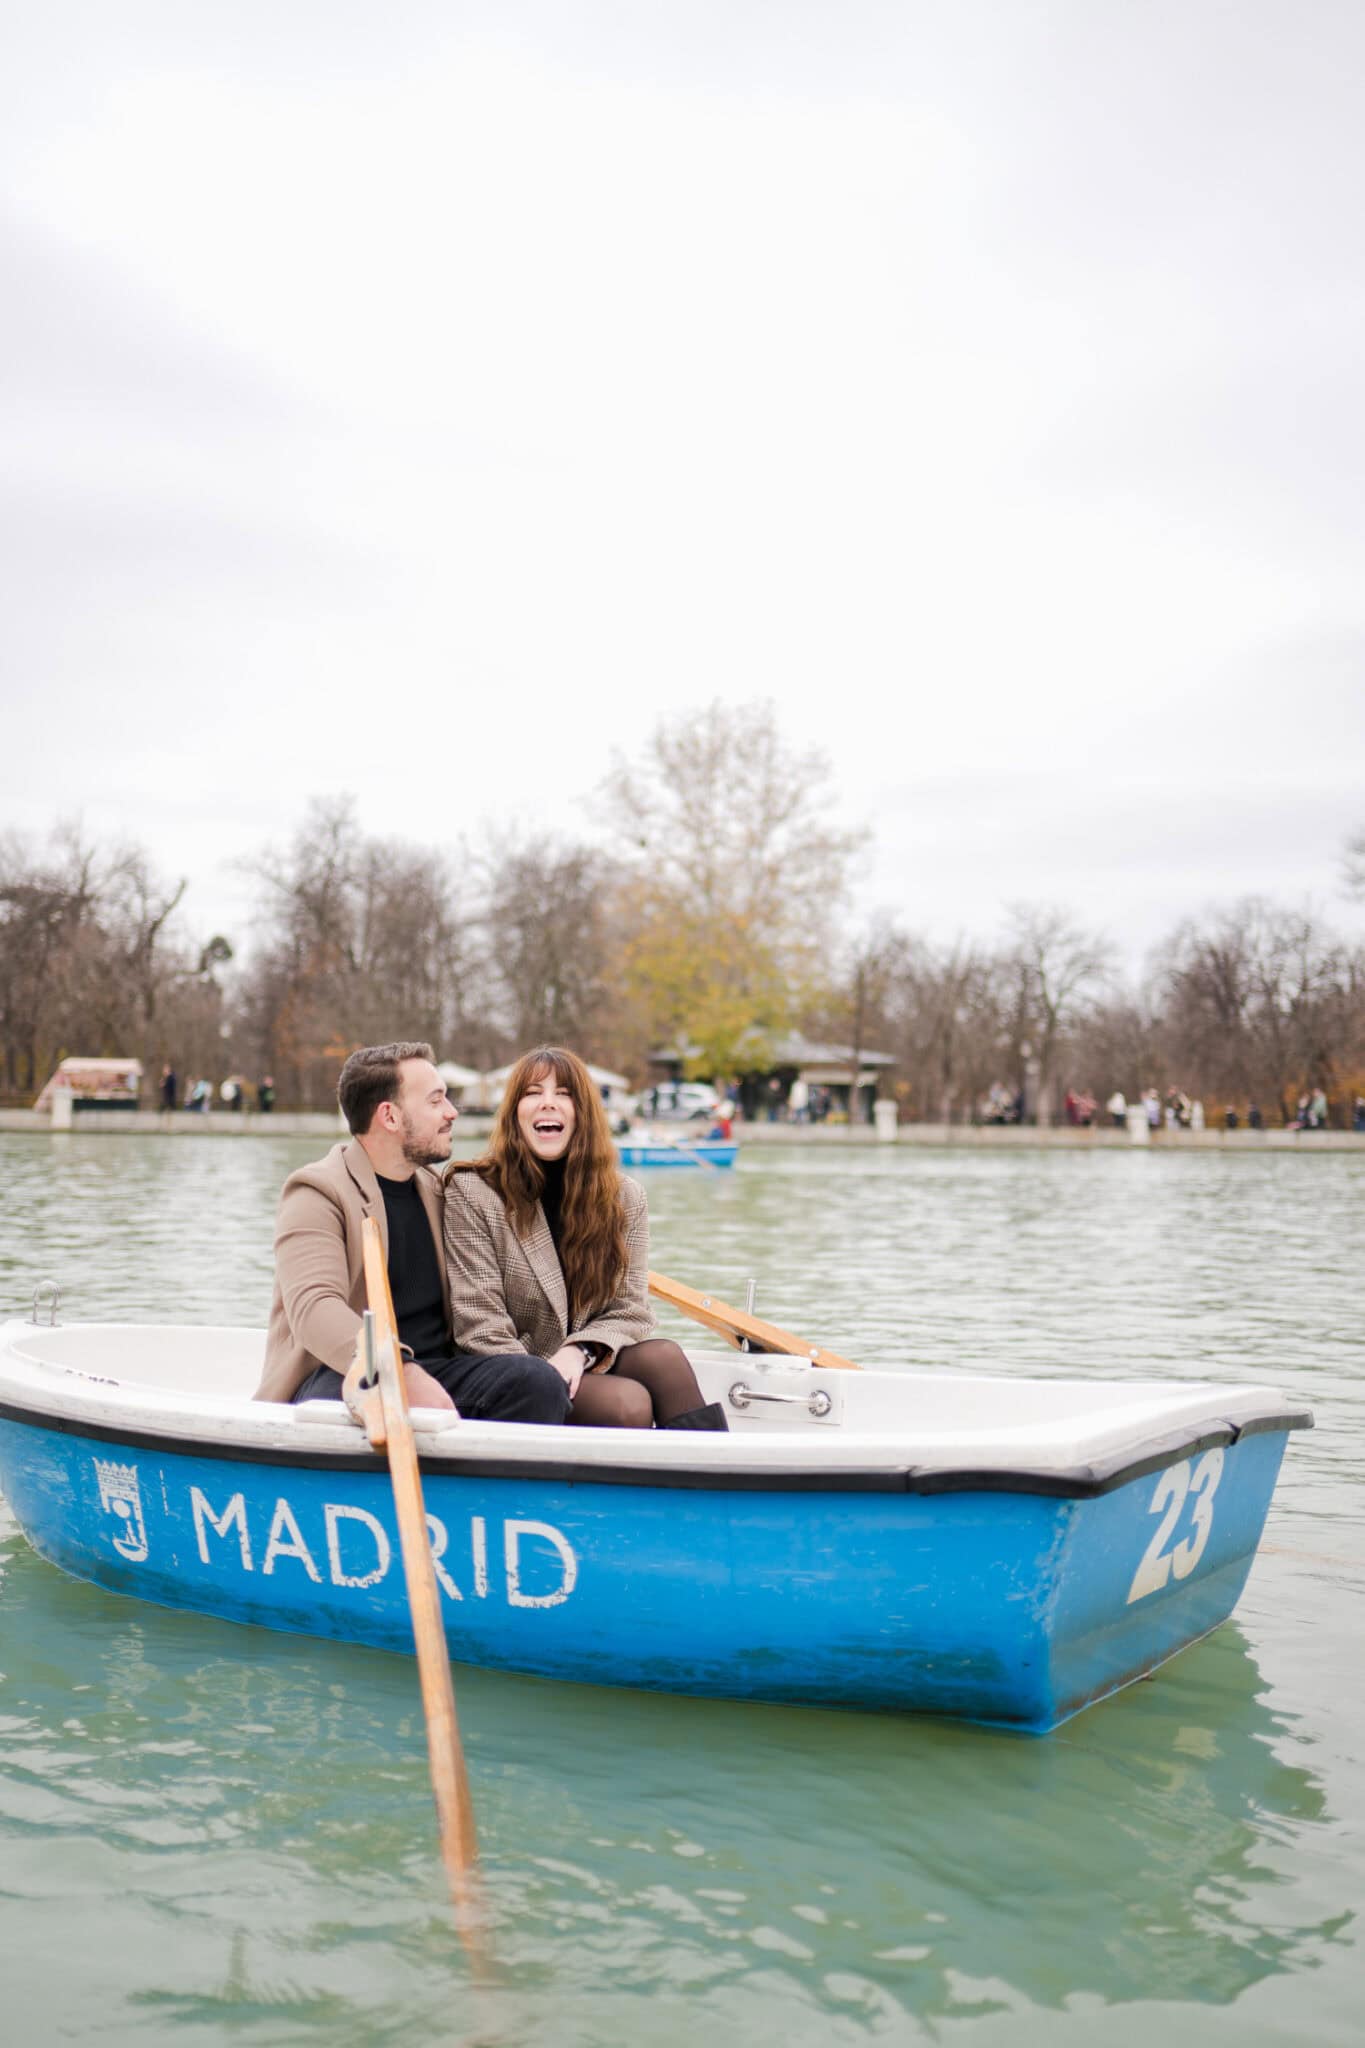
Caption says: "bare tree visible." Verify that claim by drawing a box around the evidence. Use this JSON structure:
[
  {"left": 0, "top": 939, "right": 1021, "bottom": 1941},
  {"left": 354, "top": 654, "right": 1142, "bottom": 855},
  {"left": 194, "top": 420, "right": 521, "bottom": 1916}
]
[
  {"left": 1342, "top": 825, "right": 1365, "bottom": 901},
  {"left": 1159, "top": 899, "right": 1361, "bottom": 1122},
  {"left": 474, "top": 834, "right": 619, "bottom": 1061},
  {"left": 888, "top": 939, "right": 1010, "bottom": 1124},
  {"left": 604, "top": 699, "right": 863, "bottom": 939},
  {"left": 1004, "top": 904, "right": 1115, "bottom": 1123},
  {"left": 0, "top": 824, "right": 215, "bottom": 1099},
  {"left": 103, "top": 847, "right": 188, "bottom": 1035},
  {"left": 0, "top": 824, "right": 111, "bottom": 1091},
  {"left": 1068, "top": 991, "right": 1166, "bottom": 1109},
  {"left": 243, "top": 798, "right": 472, "bottom": 1103}
]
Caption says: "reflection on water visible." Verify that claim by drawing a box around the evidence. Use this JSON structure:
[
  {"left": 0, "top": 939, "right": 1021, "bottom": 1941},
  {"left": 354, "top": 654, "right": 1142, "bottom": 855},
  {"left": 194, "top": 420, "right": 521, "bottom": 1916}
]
[
  {"left": 0, "top": 1485, "right": 1349, "bottom": 2045},
  {"left": 2, "top": 1133, "right": 1362, "bottom": 2043}
]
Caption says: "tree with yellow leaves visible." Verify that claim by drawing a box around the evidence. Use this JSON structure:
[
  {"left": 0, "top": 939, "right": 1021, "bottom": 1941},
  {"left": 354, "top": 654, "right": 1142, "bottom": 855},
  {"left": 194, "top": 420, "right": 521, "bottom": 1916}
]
[{"left": 603, "top": 702, "right": 865, "bottom": 1078}]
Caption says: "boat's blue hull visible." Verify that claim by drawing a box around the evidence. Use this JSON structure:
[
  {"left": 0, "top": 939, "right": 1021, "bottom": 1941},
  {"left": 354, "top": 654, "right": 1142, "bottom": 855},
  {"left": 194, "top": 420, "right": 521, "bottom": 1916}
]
[
  {"left": 0, "top": 1412, "right": 1289, "bottom": 1730},
  {"left": 615, "top": 1142, "right": 737, "bottom": 1168}
]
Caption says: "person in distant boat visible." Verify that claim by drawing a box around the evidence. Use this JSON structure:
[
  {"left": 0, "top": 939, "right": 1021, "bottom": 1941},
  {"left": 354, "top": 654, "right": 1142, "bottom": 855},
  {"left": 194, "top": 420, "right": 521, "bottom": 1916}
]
[
  {"left": 255, "top": 1040, "right": 570, "bottom": 1424},
  {"left": 444, "top": 1045, "right": 727, "bottom": 1431}
]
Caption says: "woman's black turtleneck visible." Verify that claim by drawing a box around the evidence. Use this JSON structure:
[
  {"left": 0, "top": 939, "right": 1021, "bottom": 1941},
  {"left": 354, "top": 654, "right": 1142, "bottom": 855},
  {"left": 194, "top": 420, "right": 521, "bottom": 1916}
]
[
  {"left": 539, "top": 1156, "right": 567, "bottom": 1252},
  {"left": 539, "top": 1157, "right": 602, "bottom": 1362}
]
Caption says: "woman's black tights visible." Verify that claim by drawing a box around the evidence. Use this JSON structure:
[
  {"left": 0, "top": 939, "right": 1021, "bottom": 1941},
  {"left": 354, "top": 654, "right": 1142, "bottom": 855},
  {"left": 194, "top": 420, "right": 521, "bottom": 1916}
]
[{"left": 568, "top": 1338, "right": 704, "bottom": 1428}]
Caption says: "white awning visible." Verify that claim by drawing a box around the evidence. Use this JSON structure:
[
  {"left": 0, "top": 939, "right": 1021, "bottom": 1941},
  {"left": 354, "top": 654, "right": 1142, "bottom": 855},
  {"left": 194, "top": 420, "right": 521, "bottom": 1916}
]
[
  {"left": 797, "top": 1065, "right": 886, "bottom": 1088},
  {"left": 34, "top": 1057, "right": 144, "bottom": 1112},
  {"left": 435, "top": 1061, "right": 480, "bottom": 1088},
  {"left": 471, "top": 1060, "right": 633, "bottom": 1109}
]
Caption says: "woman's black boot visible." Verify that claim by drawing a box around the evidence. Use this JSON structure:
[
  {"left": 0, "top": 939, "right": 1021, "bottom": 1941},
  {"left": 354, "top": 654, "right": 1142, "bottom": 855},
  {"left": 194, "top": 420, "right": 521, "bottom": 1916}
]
[{"left": 660, "top": 1401, "right": 730, "bottom": 1432}]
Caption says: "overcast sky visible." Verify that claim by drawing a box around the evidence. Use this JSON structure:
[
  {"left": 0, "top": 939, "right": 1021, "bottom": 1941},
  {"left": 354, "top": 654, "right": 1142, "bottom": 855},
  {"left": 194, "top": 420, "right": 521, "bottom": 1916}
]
[{"left": 3, "top": 1, "right": 1362, "bottom": 977}]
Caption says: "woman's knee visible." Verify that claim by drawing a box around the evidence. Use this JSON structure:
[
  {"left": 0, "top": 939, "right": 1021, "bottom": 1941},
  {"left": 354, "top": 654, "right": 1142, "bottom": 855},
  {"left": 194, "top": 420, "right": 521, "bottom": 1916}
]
[
  {"left": 614, "top": 1338, "right": 703, "bottom": 1423},
  {"left": 571, "top": 1376, "right": 653, "bottom": 1429},
  {"left": 612, "top": 1379, "right": 654, "bottom": 1428},
  {"left": 616, "top": 1338, "right": 691, "bottom": 1377}
]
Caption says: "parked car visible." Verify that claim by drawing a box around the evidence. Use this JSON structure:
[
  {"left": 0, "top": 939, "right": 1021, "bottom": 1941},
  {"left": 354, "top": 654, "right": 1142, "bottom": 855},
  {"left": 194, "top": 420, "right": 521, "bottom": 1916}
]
[{"left": 639, "top": 1082, "right": 717, "bottom": 1122}]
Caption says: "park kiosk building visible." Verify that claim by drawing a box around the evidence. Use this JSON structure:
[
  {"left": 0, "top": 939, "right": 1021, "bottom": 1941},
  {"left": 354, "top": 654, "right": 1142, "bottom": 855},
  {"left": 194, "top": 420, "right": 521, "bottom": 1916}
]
[{"left": 648, "top": 1033, "right": 895, "bottom": 1123}]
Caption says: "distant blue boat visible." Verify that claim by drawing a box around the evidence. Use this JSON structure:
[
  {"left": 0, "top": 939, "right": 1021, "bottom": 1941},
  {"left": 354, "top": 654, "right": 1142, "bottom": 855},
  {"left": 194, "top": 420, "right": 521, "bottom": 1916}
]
[
  {"left": 615, "top": 1139, "right": 737, "bottom": 1168},
  {"left": 0, "top": 1319, "right": 1310, "bottom": 1732}
]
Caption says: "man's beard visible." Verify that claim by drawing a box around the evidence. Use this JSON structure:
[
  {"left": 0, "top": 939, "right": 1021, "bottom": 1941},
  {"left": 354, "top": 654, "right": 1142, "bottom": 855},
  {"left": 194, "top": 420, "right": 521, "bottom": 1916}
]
[{"left": 401, "top": 1112, "right": 450, "bottom": 1167}]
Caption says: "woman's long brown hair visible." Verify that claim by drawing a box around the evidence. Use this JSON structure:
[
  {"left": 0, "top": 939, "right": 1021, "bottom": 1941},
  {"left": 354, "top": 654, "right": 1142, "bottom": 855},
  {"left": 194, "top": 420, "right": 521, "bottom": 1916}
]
[{"left": 449, "top": 1046, "right": 629, "bottom": 1323}]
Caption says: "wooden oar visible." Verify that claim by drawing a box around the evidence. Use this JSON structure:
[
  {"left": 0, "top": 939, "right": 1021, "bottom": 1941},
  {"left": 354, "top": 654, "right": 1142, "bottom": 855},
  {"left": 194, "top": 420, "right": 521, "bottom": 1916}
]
[
  {"left": 627, "top": 1122, "right": 721, "bottom": 1171},
  {"left": 664, "top": 1131, "right": 722, "bottom": 1171},
  {"left": 344, "top": 1217, "right": 483, "bottom": 1942},
  {"left": 648, "top": 1269, "right": 861, "bottom": 1370}
]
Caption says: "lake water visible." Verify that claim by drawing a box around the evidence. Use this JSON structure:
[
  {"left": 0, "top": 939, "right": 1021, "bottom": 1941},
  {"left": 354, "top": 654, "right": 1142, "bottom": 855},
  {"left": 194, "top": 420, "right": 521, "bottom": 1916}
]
[{"left": 1, "top": 1133, "right": 1360, "bottom": 2046}]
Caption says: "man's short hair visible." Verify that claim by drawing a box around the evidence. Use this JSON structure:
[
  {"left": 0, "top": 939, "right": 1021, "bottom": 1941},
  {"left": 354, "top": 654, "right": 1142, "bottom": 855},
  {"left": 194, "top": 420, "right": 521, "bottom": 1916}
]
[{"left": 337, "top": 1041, "right": 435, "bottom": 1135}]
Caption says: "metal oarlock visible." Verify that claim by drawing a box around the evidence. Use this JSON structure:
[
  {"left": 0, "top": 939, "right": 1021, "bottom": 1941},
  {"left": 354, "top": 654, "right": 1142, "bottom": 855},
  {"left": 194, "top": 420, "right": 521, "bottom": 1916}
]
[{"left": 30, "top": 1281, "right": 60, "bottom": 1326}]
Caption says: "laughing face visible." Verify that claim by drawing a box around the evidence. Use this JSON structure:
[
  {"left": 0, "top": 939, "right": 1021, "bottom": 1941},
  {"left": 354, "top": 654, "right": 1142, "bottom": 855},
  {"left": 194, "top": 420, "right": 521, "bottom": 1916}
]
[{"left": 516, "top": 1066, "right": 578, "bottom": 1163}]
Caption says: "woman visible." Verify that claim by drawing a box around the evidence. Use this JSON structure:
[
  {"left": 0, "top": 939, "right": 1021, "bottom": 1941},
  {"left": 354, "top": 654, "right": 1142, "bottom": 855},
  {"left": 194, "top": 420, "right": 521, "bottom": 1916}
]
[{"left": 444, "top": 1047, "right": 727, "bottom": 1431}]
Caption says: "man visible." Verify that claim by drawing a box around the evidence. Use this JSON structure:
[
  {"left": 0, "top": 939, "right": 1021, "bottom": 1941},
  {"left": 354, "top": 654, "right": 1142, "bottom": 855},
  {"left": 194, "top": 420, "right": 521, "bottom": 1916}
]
[{"left": 255, "top": 1040, "right": 569, "bottom": 1423}]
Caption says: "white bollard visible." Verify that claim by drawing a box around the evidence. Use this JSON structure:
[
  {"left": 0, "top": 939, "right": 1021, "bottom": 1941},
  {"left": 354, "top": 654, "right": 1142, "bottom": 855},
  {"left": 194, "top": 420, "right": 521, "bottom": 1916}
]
[
  {"left": 1125, "top": 1104, "right": 1150, "bottom": 1147},
  {"left": 873, "top": 1099, "right": 899, "bottom": 1143},
  {"left": 51, "top": 1088, "right": 74, "bottom": 1130}
]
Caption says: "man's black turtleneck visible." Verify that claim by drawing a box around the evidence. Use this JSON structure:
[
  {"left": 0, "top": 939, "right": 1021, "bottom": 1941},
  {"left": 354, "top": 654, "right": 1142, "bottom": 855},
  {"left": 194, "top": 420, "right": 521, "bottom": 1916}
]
[{"left": 375, "top": 1171, "right": 453, "bottom": 1367}]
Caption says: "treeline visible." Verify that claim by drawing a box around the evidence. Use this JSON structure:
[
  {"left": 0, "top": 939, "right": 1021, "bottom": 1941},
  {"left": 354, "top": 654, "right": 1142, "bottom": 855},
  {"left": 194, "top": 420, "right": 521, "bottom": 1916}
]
[
  {"left": 0, "top": 826, "right": 231, "bottom": 1099},
  {"left": 4, "top": 704, "right": 1363, "bottom": 1123},
  {"left": 817, "top": 899, "right": 1365, "bottom": 1128}
]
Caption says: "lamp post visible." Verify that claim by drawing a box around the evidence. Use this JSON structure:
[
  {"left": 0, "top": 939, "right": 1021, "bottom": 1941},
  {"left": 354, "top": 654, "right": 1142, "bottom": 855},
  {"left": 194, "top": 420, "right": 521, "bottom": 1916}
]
[{"left": 1019, "top": 1040, "right": 1042, "bottom": 1126}]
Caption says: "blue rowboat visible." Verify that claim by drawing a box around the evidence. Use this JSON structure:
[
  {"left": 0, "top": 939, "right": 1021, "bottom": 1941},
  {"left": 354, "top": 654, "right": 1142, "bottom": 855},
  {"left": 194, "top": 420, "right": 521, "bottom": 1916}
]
[
  {"left": 0, "top": 1318, "right": 1309, "bottom": 1732},
  {"left": 615, "top": 1140, "right": 737, "bottom": 1168}
]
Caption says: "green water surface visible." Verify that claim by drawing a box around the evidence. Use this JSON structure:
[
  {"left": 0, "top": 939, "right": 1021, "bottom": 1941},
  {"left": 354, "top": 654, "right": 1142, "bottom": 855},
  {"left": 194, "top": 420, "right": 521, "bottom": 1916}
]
[{"left": 1, "top": 1134, "right": 1360, "bottom": 2046}]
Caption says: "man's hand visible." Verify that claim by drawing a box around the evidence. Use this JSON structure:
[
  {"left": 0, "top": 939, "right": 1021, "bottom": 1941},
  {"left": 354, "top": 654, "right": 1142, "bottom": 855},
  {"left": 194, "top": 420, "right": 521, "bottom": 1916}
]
[
  {"left": 548, "top": 1344, "right": 588, "bottom": 1398},
  {"left": 402, "top": 1360, "right": 457, "bottom": 1411}
]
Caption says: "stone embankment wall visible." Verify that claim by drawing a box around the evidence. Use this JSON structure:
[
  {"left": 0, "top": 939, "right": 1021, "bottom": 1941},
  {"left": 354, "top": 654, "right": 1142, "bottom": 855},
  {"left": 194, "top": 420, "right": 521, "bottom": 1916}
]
[
  {"left": 0, "top": 1109, "right": 348, "bottom": 1137},
  {"left": 2, "top": 1109, "right": 1363, "bottom": 1150},
  {"left": 733, "top": 1121, "right": 1365, "bottom": 1151}
]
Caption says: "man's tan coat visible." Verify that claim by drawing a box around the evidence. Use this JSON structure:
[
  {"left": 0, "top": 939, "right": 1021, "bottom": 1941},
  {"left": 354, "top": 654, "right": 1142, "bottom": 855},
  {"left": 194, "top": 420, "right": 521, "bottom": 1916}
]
[
  {"left": 256, "top": 1139, "right": 450, "bottom": 1403},
  {"left": 442, "top": 1169, "right": 656, "bottom": 1367}
]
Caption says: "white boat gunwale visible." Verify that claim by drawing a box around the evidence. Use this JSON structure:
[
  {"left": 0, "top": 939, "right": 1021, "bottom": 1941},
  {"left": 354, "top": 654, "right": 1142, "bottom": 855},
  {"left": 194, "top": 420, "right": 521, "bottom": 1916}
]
[{"left": 0, "top": 1318, "right": 1313, "bottom": 1500}]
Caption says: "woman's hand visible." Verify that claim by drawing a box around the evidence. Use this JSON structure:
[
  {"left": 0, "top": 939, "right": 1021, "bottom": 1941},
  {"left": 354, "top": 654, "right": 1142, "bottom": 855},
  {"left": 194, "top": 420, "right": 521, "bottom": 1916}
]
[{"left": 548, "top": 1344, "right": 588, "bottom": 1398}]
